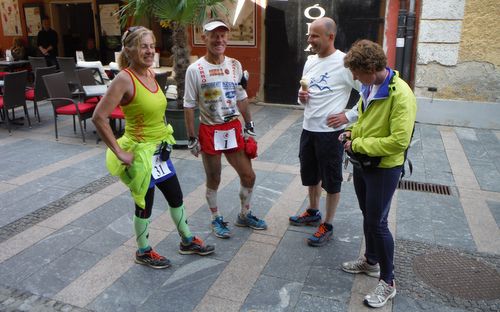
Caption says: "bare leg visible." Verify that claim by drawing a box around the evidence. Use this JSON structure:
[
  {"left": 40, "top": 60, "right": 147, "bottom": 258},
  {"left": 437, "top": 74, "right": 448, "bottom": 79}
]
[
  {"left": 308, "top": 182, "right": 322, "bottom": 210},
  {"left": 324, "top": 192, "right": 340, "bottom": 224}
]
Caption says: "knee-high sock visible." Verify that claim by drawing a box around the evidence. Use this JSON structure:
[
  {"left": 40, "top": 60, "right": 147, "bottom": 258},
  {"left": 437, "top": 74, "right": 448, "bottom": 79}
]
[
  {"left": 206, "top": 187, "right": 219, "bottom": 218},
  {"left": 170, "top": 204, "right": 192, "bottom": 240},
  {"left": 133, "top": 215, "right": 150, "bottom": 250},
  {"left": 239, "top": 186, "right": 253, "bottom": 216}
]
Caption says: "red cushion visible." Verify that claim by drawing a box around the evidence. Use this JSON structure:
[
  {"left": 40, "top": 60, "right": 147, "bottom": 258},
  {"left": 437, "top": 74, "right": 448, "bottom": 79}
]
[
  {"left": 55, "top": 102, "right": 95, "bottom": 115},
  {"left": 109, "top": 106, "right": 124, "bottom": 119},
  {"left": 0, "top": 96, "right": 3, "bottom": 109},
  {"left": 86, "top": 96, "right": 100, "bottom": 104},
  {"left": 0, "top": 72, "right": 7, "bottom": 78},
  {"left": 25, "top": 88, "right": 35, "bottom": 100}
]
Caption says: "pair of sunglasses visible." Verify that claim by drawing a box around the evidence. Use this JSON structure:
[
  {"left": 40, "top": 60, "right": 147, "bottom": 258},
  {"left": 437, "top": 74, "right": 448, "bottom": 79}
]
[{"left": 122, "top": 26, "right": 143, "bottom": 44}]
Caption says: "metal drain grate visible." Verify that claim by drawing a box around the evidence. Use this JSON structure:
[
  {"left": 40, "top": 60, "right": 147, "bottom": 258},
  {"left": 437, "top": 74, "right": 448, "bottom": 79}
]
[{"left": 398, "top": 180, "right": 452, "bottom": 195}]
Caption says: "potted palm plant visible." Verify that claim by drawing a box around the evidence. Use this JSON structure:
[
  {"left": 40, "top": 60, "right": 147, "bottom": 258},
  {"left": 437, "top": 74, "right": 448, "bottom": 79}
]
[{"left": 119, "top": 0, "right": 227, "bottom": 145}]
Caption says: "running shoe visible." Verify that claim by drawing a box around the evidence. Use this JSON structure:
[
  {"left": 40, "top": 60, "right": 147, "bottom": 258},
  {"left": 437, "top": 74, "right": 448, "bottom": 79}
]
[
  {"left": 341, "top": 257, "right": 380, "bottom": 278},
  {"left": 235, "top": 211, "right": 267, "bottom": 230},
  {"left": 289, "top": 208, "right": 322, "bottom": 226},
  {"left": 364, "top": 280, "right": 396, "bottom": 308},
  {"left": 211, "top": 216, "right": 231, "bottom": 238},
  {"left": 135, "top": 248, "right": 171, "bottom": 269},
  {"left": 179, "top": 236, "right": 215, "bottom": 256},
  {"left": 307, "top": 223, "right": 333, "bottom": 247}
]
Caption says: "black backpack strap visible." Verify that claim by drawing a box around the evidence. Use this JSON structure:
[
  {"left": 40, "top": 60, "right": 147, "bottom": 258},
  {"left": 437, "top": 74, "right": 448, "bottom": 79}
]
[{"left": 401, "top": 124, "right": 415, "bottom": 179}]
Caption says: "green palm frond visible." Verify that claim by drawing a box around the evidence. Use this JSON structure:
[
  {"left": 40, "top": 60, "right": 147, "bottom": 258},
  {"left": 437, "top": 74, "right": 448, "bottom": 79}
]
[{"left": 119, "top": 0, "right": 229, "bottom": 27}]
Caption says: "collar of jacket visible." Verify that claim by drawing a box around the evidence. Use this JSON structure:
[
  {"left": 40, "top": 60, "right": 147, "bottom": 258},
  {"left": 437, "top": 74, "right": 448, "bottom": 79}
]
[{"left": 360, "top": 67, "right": 396, "bottom": 101}]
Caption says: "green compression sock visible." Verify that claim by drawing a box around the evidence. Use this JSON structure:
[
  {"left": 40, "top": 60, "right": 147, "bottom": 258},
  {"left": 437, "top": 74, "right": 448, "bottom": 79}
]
[
  {"left": 169, "top": 204, "right": 192, "bottom": 240},
  {"left": 133, "top": 215, "right": 150, "bottom": 250}
]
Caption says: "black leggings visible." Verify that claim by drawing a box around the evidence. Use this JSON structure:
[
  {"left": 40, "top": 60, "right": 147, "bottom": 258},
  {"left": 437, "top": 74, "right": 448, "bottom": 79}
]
[{"left": 134, "top": 175, "right": 183, "bottom": 219}]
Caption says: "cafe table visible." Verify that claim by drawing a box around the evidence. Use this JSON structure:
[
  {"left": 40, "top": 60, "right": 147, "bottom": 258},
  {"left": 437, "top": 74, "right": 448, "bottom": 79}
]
[{"left": 0, "top": 59, "right": 30, "bottom": 72}]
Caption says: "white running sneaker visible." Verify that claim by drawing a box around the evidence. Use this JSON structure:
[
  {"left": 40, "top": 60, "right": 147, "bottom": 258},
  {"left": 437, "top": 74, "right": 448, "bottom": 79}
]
[
  {"left": 364, "top": 280, "right": 396, "bottom": 308},
  {"left": 341, "top": 257, "right": 380, "bottom": 278}
]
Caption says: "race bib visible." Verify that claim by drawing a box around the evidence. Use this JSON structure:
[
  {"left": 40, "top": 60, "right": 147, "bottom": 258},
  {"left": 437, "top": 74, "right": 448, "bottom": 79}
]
[
  {"left": 214, "top": 128, "right": 237, "bottom": 151},
  {"left": 151, "top": 155, "right": 171, "bottom": 179}
]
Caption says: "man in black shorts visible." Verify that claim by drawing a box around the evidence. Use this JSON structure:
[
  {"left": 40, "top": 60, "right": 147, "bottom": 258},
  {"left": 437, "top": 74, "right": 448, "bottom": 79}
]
[{"left": 289, "top": 17, "right": 360, "bottom": 246}]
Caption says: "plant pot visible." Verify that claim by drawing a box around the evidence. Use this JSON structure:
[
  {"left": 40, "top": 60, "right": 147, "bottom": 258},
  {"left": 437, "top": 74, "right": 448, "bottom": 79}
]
[{"left": 165, "top": 103, "right": 199, "bottom": 148}]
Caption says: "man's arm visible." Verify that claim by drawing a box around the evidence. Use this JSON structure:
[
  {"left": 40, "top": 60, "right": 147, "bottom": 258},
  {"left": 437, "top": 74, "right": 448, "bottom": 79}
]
[{"left": 184, "top": 107, "right": 196, "bottom": 139}]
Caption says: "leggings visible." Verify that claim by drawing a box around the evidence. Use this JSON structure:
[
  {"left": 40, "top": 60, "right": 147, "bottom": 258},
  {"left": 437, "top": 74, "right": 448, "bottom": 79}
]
[
  {"left": 353, "top": 166, "right": 402, "bottom": 283},
  {"left": 135, "top": 175, "right": 183, "bottom": 219}
]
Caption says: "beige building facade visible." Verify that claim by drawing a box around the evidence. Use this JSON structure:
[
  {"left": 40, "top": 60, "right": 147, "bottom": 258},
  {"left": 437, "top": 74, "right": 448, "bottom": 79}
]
[{"left": 414, "top": 0, "right": 500, "bottom": 103}]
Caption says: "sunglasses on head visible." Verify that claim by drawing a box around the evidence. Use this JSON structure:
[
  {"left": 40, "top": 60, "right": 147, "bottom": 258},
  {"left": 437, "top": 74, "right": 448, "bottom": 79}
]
[{"left": 123, "top": 26, "right": 143, "bottom": 43}]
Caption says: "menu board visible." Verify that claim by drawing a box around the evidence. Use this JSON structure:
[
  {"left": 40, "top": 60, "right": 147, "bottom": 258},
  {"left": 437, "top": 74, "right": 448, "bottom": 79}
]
[{"left": 99, "top": 4, "right": 121, "bottom": 36}]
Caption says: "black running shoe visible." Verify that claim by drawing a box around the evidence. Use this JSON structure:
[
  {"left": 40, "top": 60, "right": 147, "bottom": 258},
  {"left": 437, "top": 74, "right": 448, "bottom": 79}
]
[
  {"left": 135, "top": 248, "right": 171, "bottom": 269},
  {"left": 179, "top": 236, "right": 215, "bottom": 256}
]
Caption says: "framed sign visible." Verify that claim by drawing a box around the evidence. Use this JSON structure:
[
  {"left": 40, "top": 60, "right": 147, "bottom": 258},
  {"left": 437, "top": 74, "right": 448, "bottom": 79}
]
[
  {"left": 193, "top": 0, "right": 256, "bottom": 46},
  {"left": 99, "top": 3, "right": 121, "bottom": 36},
  {"left": 23, "top": 4, "right": 42, "bottom": 36},
  {"left": 0, "top": 0, "right": 22, "bottom": 36}
]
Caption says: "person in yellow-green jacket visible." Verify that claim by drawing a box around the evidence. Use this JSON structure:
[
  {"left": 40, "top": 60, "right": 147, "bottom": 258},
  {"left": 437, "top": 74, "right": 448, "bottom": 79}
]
[
  {"left": 338, "top": 39, "right": 416, "bottom": 308},
  {"left": 92, "top": 26, "right": 214, "bottom": 269}
]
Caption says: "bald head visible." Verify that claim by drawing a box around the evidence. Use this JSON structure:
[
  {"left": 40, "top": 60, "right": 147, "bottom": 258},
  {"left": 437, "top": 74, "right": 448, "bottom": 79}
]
[{"left": 311, "top": 17, "right": 337, "bottom": 36}]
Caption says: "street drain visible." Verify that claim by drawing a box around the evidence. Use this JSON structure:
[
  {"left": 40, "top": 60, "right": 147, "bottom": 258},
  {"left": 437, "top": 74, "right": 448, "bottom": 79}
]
[
  {"left": 413, "top": 251, "right": 500, "bottom": 300},
  {"left": 398, "top": 180, "right": 452, "bottom": 195}
]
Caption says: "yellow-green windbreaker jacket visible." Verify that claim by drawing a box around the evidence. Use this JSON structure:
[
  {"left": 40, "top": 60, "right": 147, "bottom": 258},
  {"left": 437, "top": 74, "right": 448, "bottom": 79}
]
[{"left": 347, "top": 69, "right": 417, "bottom": 168}]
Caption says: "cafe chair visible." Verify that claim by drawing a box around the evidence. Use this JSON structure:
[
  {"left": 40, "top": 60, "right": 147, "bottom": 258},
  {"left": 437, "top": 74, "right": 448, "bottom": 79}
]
[
  {"left": 43, "top": 72, "right": 96, "bottom": 144},
  {"left": 76, "top": 61, "right": 108, "bottom": 85},
  {"left": 0, "top": 71, "right": 31, "bottom": 134},
  {"left": 28, "top": 56, "right": 48, "bottom": 71},
  {"left": 109, "top": 106, "right": 125, "bottom": 139},
  {"left": 25, "top": 65, "right": 57, "bottom": 122},
  {"left": 76, "top": 68, "right": 102, "bottom": 105},
  {"left": 56, "top": 57, "right": 80, "bottom": 91}
]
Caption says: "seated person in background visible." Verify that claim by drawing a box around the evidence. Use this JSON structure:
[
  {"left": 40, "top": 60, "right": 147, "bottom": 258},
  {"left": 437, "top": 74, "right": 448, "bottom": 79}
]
[
  {"left": 83, "top": 37, "right": 100, "bottom": 61},
  {"left": 10, "top": 37, "right": 26, "bottom": 60}
]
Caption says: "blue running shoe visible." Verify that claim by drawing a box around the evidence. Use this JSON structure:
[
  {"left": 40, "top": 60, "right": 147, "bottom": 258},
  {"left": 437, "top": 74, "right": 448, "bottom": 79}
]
[
  {"left": 289, "top": 208, "right": 322, "bottom": 226},
  {"left": 211, "top": 216, "right": 231, "bottom": 239},
  {"left": 307, "top": 223, "right": 333, "bottom": 247},
  {"left": 235, "top": 212, "right": 267, "bottom": 230}
]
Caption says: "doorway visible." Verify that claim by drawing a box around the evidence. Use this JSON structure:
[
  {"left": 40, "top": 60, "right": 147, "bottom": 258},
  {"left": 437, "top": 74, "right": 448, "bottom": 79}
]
[
  {"left": 50, "top": 2, "right": 96, "bottom": 59},
  {"left": 264, "top": 0, "right": 385, "bottom": 104}
]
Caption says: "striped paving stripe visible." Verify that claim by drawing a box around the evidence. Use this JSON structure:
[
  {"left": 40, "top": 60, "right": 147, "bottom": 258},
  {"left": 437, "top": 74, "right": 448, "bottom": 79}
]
[
  {"left": 0, "top": 148, "right": 103, "bottom": 193},
  {"left": 0, "top": 181, "right": 127, "bottom": 263},
  {"left": 440, "top": 126, "right": 500, "bottom": 254}
]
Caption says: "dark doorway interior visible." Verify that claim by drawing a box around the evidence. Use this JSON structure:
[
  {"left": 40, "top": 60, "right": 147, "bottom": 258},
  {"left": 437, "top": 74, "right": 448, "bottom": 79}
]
[
  {"left": 56, "top": 3, "right": 95, "bottom": 59},
  {"left": 265, "top": 0, "right": 385, "bottom": 105}
]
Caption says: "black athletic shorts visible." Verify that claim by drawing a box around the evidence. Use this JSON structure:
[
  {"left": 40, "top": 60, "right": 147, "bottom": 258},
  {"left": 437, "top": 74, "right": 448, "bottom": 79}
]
[{"left": 299, "top": 129, "right": 344, "bottom": 194}]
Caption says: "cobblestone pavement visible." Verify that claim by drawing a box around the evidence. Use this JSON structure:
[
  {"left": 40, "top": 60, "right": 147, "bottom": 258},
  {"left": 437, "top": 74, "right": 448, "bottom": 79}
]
[{"left": 0, "top": 103, "right": 499, "bottom": 311}]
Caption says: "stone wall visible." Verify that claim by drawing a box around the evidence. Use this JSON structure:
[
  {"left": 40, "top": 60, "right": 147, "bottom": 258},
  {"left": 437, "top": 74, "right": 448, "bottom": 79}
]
[{"left": 414, "top": 0, "right": 500, "bottom": 103}]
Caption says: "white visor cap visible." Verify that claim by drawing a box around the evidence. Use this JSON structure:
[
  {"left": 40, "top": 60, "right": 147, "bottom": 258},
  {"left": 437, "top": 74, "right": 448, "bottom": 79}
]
[{"left": 203, "top": 20, "right": 229, "bottom": 32}]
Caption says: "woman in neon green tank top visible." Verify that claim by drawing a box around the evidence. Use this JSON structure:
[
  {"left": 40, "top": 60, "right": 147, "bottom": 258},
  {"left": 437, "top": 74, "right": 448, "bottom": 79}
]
[{"left": 92, "top": 26, "right": 214, "bottom": 269}]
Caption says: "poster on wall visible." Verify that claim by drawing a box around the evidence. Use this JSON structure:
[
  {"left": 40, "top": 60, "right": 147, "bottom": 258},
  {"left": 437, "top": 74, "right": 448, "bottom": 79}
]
[
  {"left": 193, "top": 0, "right": 256, "bottom": 46},
  {"left": 24, "top": 6, "right": 42, "bottom": 36},
  {"left": 99, "top": 3, "right": 121, "bottom": 36},
  {"left": 0, "top": 0, "right": 23, "bottom": 36}
]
